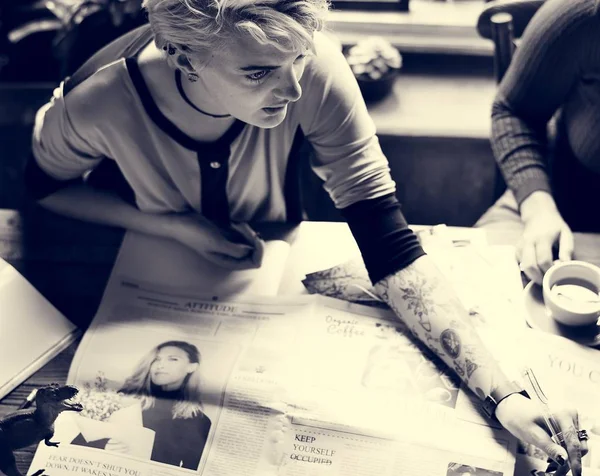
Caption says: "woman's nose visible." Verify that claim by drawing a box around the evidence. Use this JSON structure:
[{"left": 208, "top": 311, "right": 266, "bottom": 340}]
[{"left": 274, "top": 70, "right": 302, "bottom": 102}]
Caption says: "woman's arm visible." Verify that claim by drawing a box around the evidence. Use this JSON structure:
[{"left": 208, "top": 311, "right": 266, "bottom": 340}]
[
  {"left": 298, "top": 21, "right": 585, "bottom": 476},
  {"left": 374, "top": 255, "right": 585, "bottom": 475},
  {"left": 28, "top": 74, "right": 262, "bottom": 268},
  {"left": 490, "top": 0, "right": 599, "bottom": 282},
  {"left": 36, "top": 182, "right": 261, "bottom": 268},
  {"left": 491, "top": 0, "right": 597, "bottom": 205},
  {"left": 374, "top": 255, "right": 512, "bottom": 401}
]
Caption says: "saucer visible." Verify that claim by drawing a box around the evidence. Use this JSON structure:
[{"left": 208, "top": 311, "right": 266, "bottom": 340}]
[{"left": 523, "top": 281, "right": 600, "bottom": 348}]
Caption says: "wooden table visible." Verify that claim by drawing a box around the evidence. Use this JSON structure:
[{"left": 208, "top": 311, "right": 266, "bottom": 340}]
[{"left": 1, "top": 206, "right": 600, "bottom": 474}]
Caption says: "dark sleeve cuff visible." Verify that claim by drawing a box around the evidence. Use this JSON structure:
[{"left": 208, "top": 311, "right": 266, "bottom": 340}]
[
  {"left": 24, "top": 154, "right": 83, "bottom": 201},
  {"left": 340, "top": 193, "right": 426, "bottom": 284},
  {"left": 510, "top": 171, "right": 553, "bottom": 207}
]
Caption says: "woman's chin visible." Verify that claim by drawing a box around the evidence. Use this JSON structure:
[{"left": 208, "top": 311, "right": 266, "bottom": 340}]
[
  {"left": 249, "top": 106, "right": 288, "bottom": 128},
  {"left": 153, "top": 379, "right": 175, "bottom": 388}
]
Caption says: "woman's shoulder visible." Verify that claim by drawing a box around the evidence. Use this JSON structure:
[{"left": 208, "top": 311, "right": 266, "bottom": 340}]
[
  {"left": 291, "top": 30, "right": 365, "bottom": 134},
  {"left": 533, "top": 0, "right": 600, "bottom": 32},
  {"left": 295, "top": 31, "right": 360, "bottom": 113},
  {"left": 63, "top": 59, "right": 136, "bottom": 126},
  {"left": 304, "top": 31, "right": 347, "bottom": 79},
  {"left": 62, "top": 25, "right": 154, "bottom": 122}
]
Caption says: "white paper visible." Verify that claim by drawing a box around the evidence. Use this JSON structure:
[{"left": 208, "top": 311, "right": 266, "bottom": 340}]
[
  {"left": 29, "top": 281, "right": 516, "bottom": 476},
  {"left": 0, "top": 258, "right": 78, "bottom": 399},
  {"left": 111, "top": 231, "right": 291, "bottom": 298},
  {"left": 480, "top": 326, "right": 600, "bottom": 476}
]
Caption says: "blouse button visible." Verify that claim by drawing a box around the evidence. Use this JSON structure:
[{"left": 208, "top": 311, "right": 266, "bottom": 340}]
[{"left": 210, "top": 161, "right": 221, "bottom": 169}]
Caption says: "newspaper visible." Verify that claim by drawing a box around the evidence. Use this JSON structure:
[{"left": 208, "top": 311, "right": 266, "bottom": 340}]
[
  {"left": 107, "top": 231, "right": 292, "bottom": 298},
  {"left": 479, "top": 326, "right": 600, "bottom": 476},
  {"left": 303, "top": 226, "right": 527, "bottom": 330},
  {"left": 29, "top": 279, "right": 517, "bottom": 476},
  {"left": 26, "top": 223, "right": 596, "bottom": 476}
]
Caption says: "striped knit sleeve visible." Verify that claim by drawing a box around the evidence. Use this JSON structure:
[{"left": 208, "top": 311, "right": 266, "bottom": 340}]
[{"left": 491, "top": 0, "right": 599, "bottom": 205}]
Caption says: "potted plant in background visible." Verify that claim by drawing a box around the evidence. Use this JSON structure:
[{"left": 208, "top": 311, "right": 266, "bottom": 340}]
[{"left": 346, "top": 36, "right": 402, "bottom": 102}]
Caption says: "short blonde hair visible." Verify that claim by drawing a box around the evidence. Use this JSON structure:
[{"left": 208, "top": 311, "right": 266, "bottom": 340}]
[{"left": 142, "top": 0, "right": 329, "bottom": 59}]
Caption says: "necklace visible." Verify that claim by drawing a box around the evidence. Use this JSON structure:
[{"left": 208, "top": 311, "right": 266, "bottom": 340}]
[{"left": 175, "top": 69, "right": 231, "bottom": 119}]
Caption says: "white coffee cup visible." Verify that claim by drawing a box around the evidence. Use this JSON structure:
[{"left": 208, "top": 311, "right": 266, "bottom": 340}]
[{"left": 542, "top": 261, "right": 600, "bottom": 326}]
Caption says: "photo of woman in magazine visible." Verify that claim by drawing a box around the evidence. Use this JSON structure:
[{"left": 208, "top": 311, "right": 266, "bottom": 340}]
[{"left": 71, "top": 340, "right": 211, "bottom": 469}]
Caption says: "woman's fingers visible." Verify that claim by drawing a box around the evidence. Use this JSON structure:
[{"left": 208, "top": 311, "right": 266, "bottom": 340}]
[
  {"left": 534, "top": 238, "right": 555, "bottom": 275},
  {"left": 520, "top": 239, "right": 544, "bottom": 284},
  {"left": 558, "top": 226, "right": 575, "bottom": 262},
  {"left": 228, "top": 222, "right": 265, "bottom": 266},
  {"left": 251, "top": 235, "right": 265, "bottom": 267},
  {"left": 572, "top": 412, "right": 589, "bottom": 457},
  {"left": 525, "top": 424, "right": 569, "bottom": 470},
  {"left": 205, "top": 251, "right": 259, "bottom": 270},
  {"left": 105, "top": 439, "right": 130, "bottom": 454},
  {"left": 229, "top": 222, "right": 261, "bottom": 245},
  {"left": 217, "top": 239, "right": 255, "bottom": 259},
  {"left": 518, "top": 214, "right": 572, "bottom": 283},
  {"left": 553, "top": 411, "right": 583, "bottom": 476}
]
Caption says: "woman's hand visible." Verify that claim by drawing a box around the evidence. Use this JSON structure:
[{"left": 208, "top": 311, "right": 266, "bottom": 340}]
[
  {"left": 171, "top": 214, "right": 265, "bottom": 269},
  {"left": 496, "top": 393, "right": 587, "bottom": 476},
  {"left": 518, "top": 192, "right": 574, "bottom": 284},
  {"left": 105, "top": 438, "right": 131, "bottom": 454}
]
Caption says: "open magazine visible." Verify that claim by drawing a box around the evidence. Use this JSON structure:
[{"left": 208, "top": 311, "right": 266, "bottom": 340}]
[
  {"left": 29, "top": 281, "right": 517, "bottom": 476},
  {"left": 26, "top": 223, "right": 600, "bottom": 476},
  {"left": 479, "top": 326, "right": 600, "bottom": 476}
]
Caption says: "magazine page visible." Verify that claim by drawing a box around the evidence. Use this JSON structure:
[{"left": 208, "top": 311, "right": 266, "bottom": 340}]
[
  {"left": 112, "top": 230, "right": 292, "bottom": 298},
  {"left": 295, "top": 223, "right": 527, "bottom": 329},
  {"left": 275, "top": 297, "right": 517, "bottom": 476},
  {"left": 278, "top": 222, "right": 488, "bottom": 296},
  {"left": 29, "top": 281, "right": 516, "bottom": 476},
  {"left": 30, "top": 279, "right": 315, "bottom": 476},
  {"left": 479, "top": 327, "right": 600, "bottom": 476}
]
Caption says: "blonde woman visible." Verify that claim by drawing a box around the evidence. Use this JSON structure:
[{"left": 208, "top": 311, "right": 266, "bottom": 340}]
[
  {"left": 28, "top": 0, "right": 586, "bottom": 472},
  {"left": 73, "top": 341, "right": 211, "bottom": 469}
]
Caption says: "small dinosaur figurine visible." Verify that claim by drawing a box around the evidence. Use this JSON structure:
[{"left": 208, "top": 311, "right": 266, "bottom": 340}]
[{"left": 0, "top": 384, "right": 83, "bottom": 476}]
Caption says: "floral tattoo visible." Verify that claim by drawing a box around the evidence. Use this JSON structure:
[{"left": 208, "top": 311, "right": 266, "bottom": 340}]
[
  {"left": 440, "top": 329, "right": 461, "bottom": 359},
  {"left": 373, "top": 259, "right": 513, "bottom": 400}
]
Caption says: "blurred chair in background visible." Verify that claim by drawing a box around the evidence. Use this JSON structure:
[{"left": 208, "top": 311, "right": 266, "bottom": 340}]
[
  {"left": 475, "top": 0, "right": 545, "bottom": 199},
  {"left": 476, "top": 0, "right": 545, "bottom": 83}
]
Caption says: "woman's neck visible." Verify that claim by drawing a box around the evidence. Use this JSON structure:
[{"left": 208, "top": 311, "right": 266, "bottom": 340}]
[
  {"left": 177, "top": 70, "right": 230, "bottom": 119},
  {"left": 136, "top": 43, "right": 235, "bottom": 142},
  {"left": 152, "top": 384, "right": 184, "bottom": 399}
]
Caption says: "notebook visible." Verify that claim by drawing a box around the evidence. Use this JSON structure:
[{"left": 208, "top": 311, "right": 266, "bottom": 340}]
[{"left": 0, "top": 257, "right": 79, "bottom": 400}]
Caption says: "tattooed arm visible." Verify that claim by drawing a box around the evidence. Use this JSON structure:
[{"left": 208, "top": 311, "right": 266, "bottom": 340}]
[
  {"left": 373, "top": 254, "right": 503, "bottom": 400},
  {"left": 373, "top": 254, "right": 585, "bottom": 476}
]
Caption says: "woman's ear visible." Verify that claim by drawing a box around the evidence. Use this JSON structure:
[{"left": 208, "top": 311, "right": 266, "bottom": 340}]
[
  {"left": 175, "top": 47, "right": 211, "bottom": 74},
  {"left": 186, "top": 362, "right": 199, "bottom": 375},
  {"left": 162, "top": 43, "right": 208, "bottom": 74},
  {"left": 176, "top": 54, "right": 197, "bottom": 74}
]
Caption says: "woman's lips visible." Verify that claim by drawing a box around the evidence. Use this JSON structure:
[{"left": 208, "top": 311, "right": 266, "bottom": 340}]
[{"left": 262, "top": 105, "right": 287, "bottom": 115}]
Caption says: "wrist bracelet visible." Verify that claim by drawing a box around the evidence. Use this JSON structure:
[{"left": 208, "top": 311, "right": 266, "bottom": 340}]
[{"left": 482, "top": 381, "right": 530, "bottom": 420}]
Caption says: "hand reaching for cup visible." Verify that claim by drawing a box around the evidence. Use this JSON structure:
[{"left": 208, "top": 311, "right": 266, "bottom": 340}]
[
  {"left": 172, "top": 214, "right": 265, "bottom": 269},
  {"left": 517, "top": 206, "right": 574, "bottom": 285}
]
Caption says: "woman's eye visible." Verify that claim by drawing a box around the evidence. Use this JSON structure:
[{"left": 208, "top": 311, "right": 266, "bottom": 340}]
[{"left": 247, "top": 70, "right": 270, "bottom": 83}]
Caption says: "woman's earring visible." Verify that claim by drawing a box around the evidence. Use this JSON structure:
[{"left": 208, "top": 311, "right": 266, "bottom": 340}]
[
  {"left": 188, "top": 72, "right": 199, "bottom": 82},
  {"left": 167, "top": 45, "right": 176, "bottom": 56}
]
